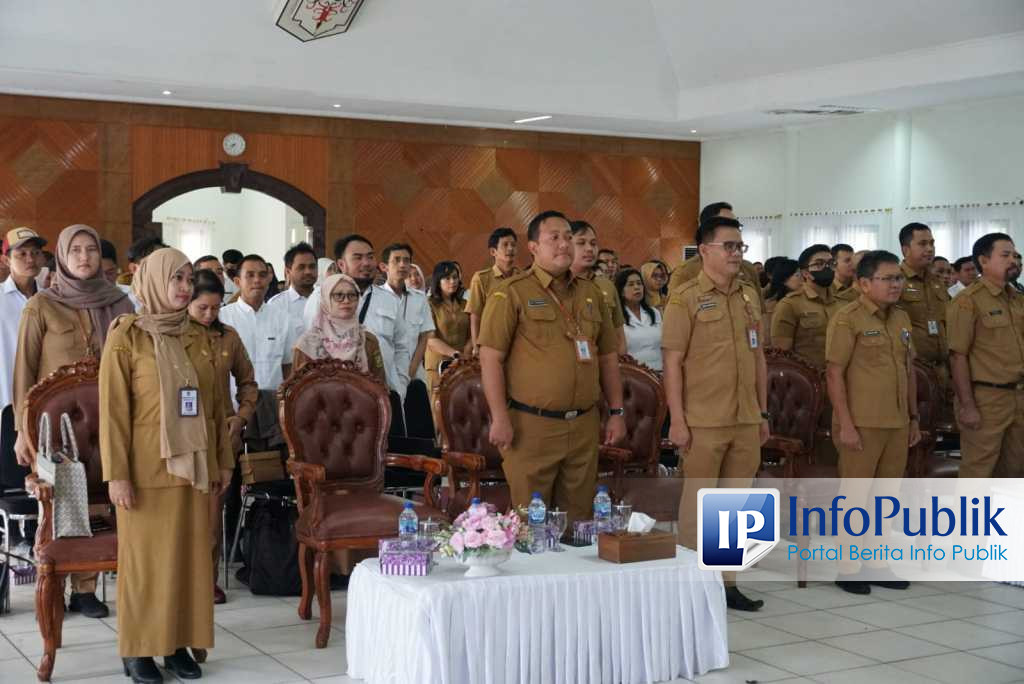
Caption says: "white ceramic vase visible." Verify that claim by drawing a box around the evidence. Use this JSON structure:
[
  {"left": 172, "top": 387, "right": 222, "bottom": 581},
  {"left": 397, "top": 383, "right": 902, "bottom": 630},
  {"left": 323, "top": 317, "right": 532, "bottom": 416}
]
[{"left": 457, "top": 549, "right": 511, "bottom": 578}]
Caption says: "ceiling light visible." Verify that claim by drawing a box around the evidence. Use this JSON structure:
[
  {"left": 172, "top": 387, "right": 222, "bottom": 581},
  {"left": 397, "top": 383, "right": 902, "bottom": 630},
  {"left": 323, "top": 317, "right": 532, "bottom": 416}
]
[
  {"left": 690, "top": 129, "right": 697, "bottom": 134},
  {"left": 161, "top": 90, "right": 173, "bottom": 96},
  {"left": 514, "top": 115, "right": 552, "bottom": 124},
  {"left": 332, "top": 103, "right": 342, "bottom": 108}
]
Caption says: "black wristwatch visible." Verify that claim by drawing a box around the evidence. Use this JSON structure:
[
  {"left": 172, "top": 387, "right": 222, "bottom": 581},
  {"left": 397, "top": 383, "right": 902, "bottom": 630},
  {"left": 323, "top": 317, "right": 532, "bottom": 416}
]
[
  {"left": 760, "top": 411, "right": 771, "bottom": 420},
  {"left": 608, "top": 407, "right": 625, "bottom": 417}
]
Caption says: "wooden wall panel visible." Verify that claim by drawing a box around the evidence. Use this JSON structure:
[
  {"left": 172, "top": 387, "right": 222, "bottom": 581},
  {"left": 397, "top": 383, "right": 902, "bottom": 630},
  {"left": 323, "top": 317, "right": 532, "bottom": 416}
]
[{"left": 0, "top": 94, "right": 698, "bottom": 277}]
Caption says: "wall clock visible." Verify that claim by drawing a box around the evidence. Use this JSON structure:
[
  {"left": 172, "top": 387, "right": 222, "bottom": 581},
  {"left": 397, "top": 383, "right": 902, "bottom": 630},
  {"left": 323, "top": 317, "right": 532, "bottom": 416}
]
[{"left": 223, "top": 132, "right": 246, "bottom": 157}]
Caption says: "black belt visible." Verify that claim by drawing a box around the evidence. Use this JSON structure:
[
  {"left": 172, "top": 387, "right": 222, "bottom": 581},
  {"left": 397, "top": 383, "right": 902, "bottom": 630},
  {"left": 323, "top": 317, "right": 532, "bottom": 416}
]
[
  {"left": 508, "top": 399, "right": 592, "bottom": 420},
  {"left": 973, "top": 380, "right": 1024, "bottom": 391}
]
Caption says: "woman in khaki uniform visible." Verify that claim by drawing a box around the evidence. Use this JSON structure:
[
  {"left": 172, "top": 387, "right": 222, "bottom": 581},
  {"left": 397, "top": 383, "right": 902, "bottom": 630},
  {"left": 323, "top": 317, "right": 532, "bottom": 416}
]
[
  {"left": 425, "top": 261, "right": 471, "bottom": 392},
  {"left": 640, "top": 260, "right": 669, "bottom": 311},
  {"left": 189, "top": 269, "right": 259, "bottom": 604},
  {"left": 100, "top": 248, "right": 233, "bottom": 683},
  {"left": 13, "top": 223, "right": 134, "bottom": 618},
  {"left": 292, "top": 273, "right": 386, "bottom": 384}
]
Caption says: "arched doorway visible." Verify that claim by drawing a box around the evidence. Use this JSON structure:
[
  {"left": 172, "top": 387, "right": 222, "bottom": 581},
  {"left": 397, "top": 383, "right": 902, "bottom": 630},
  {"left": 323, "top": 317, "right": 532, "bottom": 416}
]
[{"left": 131, "top": 162, "right": 326, "bottom": 256}]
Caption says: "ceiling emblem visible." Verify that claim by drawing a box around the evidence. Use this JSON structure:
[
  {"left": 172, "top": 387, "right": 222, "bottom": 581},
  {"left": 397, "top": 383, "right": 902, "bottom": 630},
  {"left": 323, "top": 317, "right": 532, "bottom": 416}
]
[{"left": 276, "top": 0, "right": 366, "bottom": 42}]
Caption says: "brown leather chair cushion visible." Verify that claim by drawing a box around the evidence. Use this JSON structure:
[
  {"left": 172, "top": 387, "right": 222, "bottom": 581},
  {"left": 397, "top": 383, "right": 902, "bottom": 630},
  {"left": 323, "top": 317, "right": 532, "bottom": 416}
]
[
  {"left": 767, "top": 364, "right": 819, "bottom": 446},
  {"left": 601, "top": 476, "right": 683, "bottom": 523},
  {"left": 37, "top": 385, "right": 103, "bottom": 496},
  {"left": 289, "top": 379, "right": 385, "bottom": 482},
  {"left": 297, "top": 491, "right": 445, "bottom": 542},
  {"left": 442, "top": 374, "right": 502, "bottom": 470},
  {"left": 600, "top": 369, "right": 664, "bottom": 469},
  {"left": 37, "top": 530, "right": 117, "bottom": 567}
]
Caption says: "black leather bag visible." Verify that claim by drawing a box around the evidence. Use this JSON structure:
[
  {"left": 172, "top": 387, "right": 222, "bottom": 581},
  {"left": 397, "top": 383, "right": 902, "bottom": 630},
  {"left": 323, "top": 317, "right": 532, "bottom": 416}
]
[{"left": 236, "top": 498, "right": 301, "bottom": 596}]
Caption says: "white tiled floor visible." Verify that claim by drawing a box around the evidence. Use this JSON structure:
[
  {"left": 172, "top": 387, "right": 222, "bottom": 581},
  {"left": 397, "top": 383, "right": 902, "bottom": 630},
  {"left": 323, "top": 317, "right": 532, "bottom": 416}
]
[{"left": 4, "top": 576, "right": 1024, "bottom": 683}]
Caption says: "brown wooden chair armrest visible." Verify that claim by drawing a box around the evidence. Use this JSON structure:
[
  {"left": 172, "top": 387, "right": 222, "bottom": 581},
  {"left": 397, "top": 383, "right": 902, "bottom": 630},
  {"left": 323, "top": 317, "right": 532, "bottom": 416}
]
[
  {"left": 765, "top": 436, "right": 804, "bottom": 455},
  {"left": 25, "top": 473, "right": 53, "bottom": 502},
  {"left": 287, "top": 459, "right": 326, "bottom": 482},
  {"left": 598, "top": 446, "right": 632, "bottom": 463},
  {"left": 386, "top": 453, "right": 447, "bottom": 477},
  {"left": 442, "top": 450, "right": 486, "bottom": 471}
]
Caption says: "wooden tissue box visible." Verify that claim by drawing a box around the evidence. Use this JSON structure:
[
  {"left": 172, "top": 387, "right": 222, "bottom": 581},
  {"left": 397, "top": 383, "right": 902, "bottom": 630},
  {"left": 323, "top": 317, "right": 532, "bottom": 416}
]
[{"left": 597, "top": 531, "right": 676, "bottom": 563}]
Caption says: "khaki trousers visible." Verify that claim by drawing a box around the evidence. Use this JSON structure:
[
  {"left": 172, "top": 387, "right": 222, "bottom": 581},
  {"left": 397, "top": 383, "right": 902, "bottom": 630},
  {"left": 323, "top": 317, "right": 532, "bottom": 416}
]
[
  {"left": 678, "top": 424, "right": 761, "bottom": 586},
  {"left": 835, "top": 425, "right": 908, "bottom": 575},
  {"left": 960, "top": 386, "right": 1024, "bottom": 478},
  {"left": 500, "top": 407, "right": 600, "bottom": 525}
]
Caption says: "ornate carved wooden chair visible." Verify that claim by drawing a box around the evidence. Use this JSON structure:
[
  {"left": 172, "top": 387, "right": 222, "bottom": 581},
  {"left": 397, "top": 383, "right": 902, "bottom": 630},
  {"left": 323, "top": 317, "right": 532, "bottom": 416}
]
[
  {"left": 22, "top": 360, "right": 117, "bottom": 682},
  {"left": 907, "top": 361, "right": 958, "bottom": 478},
  {"left": 279, "top": 358, "right": 447, "bottom": 648},
  {"left": 597, "top": 356, "right": 681, "bottom": 522}
]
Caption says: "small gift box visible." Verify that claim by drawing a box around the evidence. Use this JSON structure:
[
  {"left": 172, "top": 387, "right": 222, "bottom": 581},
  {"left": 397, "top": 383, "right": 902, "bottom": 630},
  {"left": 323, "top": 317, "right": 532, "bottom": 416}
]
[
  {"left": 572, "top": 519, "right": 615, "bottom": 545},
  {"left": 378, "top": 537, "right": 435, "bottom": 576},
  {"left": 9, "top": 564, "right": 36, "bottom": 585}
]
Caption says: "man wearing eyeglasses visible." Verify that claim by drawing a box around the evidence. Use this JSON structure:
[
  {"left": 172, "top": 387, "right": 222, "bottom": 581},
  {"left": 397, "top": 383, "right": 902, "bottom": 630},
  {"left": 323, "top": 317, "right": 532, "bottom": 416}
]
[
  {"left": 947, "top": 233, "right": 1024, "bottom": 478},
  {"left": 663, "top": 215, "right": 771, "bottom": 612},
  {"left": 897, "top": 223, "right": 951, "bottom": 387},
  {"left": 826, "top": 250, "right": 920, "bottom": 594},
  {"left": 667, "top": 202, "right": 765, "bottom": 312},
  {"left": 771, "top": 244, "right": 848, "bottom": 368}
]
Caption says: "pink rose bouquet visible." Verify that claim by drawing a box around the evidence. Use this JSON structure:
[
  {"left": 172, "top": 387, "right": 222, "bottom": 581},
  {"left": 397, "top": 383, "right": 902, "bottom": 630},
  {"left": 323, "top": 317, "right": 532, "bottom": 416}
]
[{"left": 438, "top": 501, "right": 522, "bottom": 560}]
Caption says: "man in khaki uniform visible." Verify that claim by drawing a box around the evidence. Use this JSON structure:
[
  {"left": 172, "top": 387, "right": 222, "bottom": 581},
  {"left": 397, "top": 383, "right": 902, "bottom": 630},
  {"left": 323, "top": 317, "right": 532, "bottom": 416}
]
[
  {"left": 947, "top": 232, "right": 1024, "bottom": 478},
  {"left": 831, "top": 243, "right": 859, "bottom": 303},
  {"left": 897, "top": 223, "right": 951, "bottom": 386},
  {"left": 479, "top": 211, "right": 626, "bottom": 523},
  {"left": 826, "top": 250, "right": 920, "bottom": 594},
  {"left": 771, "top": 244, "right": 848, "bottom": 368},
  {"left": 466, "top": 227, "right": 520, "bottom": 353},
  {"left": 662, "top": 215, "right": 770, "bottom": 612},
  {"left": 570, "top": 220, "right": 626, "bottom": 354},
  {"left": 667, "top": 202, "right": 764, "bottom": 313}
]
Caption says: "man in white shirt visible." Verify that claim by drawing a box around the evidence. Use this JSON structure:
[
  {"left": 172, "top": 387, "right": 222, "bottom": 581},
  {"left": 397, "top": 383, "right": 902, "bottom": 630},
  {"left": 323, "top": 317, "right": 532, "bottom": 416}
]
[
  {"left": 378, "top": 243, "right": 434, "bottom": 395},
  {"left": 302, "top": 235, "right": 407, "bottom": 396},
  {"left": 222, "top": 249, "right": 243, "bottom": 297},
  {"left": 267, "top": 242, "right": 317, "bottom": 344},
  {"left": 949, "top": 256, "right": 978, "bottom": 298}
]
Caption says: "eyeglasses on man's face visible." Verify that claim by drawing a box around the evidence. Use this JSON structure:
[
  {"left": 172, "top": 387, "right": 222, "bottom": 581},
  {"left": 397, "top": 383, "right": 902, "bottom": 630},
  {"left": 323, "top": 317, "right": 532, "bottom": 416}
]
[
  {"left": 706, "top": 241, "right": 749, "bottom": 255},
  {"left": 807, "top": 259, "right": 835, "bottom": 270},
  {"left": 331, "top": 291, "right": 360, "bottom": 302}
]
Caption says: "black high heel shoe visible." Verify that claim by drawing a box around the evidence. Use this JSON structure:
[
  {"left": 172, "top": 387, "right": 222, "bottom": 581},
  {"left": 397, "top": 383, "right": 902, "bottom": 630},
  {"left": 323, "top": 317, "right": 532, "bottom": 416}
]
[
  {"left": 163, "top": 647, "right": 202, "bottom": 679},
  {"left": 122, "top": 657, "right": 163, "bottom": 683}
]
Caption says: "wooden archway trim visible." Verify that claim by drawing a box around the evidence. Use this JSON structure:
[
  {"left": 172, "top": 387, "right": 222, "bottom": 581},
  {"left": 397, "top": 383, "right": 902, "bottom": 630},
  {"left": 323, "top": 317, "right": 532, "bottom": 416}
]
[{"left": 131, "top": 162, "right": 327, "bottom": 256}]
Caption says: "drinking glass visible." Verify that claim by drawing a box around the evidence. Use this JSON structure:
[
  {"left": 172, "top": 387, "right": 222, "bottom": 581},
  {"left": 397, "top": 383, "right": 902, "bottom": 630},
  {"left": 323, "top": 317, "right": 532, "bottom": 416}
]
[
  {"left": 614, "top": 503, "right": 633, "bottom": 532},
  {"left": 418, "top": 518, "right": 440, "bottom": 550},
  {"left": 548, "top": 510, "right": 568, "bottom": 552}
]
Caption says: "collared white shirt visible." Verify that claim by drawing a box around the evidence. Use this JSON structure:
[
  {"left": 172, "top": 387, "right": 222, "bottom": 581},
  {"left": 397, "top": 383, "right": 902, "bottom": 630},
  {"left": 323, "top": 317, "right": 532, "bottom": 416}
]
[
  {"left": 0, "top": 278, "right": 32, "bottom": 409},
  {"left": 948, "top": 281, "right": 966, "bottom": 298},
  {"left": 383, "top": 282, "right": 435, "bottom": 390},
  {"left": 266, "top": 286, "right": 310, "bottom": 345},
  {"left": 302, "top": 282, "right": 407, "bottom": 395},
  {"left": 625, "top": 305, "right": 663, "bottom": 371},
  {"left": 219, "top": 297, "right": 297, "bottom": 391}
]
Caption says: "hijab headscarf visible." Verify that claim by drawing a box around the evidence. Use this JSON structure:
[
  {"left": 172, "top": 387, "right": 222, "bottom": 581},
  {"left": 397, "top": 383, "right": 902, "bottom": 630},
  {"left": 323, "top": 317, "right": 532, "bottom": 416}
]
[
  {"left": 294, "top": 274, "right": 368, "bottom": 371},
  {"left": 38, "top": 224, "right": 132, "bottom": 351},
  {"left": 641, "top": 261, "right": 667, "bottom": 310},
  {"left": 132, "top": 248, "right": 210, "bottom": 492},
  {"left": 316, "top": 258, "right": 334, "bottom": 287}
]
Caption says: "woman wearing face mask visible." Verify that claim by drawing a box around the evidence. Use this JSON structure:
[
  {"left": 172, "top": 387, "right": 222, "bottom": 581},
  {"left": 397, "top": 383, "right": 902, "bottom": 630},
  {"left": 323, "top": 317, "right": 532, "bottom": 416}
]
[
  {"left": 188, "top": 269, "right": 258, "bottom": 605},
  {"left": 101, "top": 248, "right": 233, "bottom": 683},
  {"left": 292, "top": 273, "right": 386, "bottom": 384},
  {"left": 424, "top": 261, "right": 471, "bottom": 393},
  {"left": 770, "top": 245, "right": 845, "bottom": 368},
  {"left": 640, "top": 260, "right": 670, "bottom": 311},
  {"left": 615, "top": 267, "right": 663, "bottom": 371},
  {"left": 12, "top": 224, "right": 135, "bottom": 618}
]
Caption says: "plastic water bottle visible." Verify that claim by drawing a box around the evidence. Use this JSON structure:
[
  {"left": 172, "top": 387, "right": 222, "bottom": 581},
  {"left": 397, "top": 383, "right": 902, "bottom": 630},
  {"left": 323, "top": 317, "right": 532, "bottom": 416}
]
[
  {"left": 468, "top": 497, "right": 486, "bottom": 517},
  {"left": 527, "top": 492, "right": 547, "bottom": 553},
  {"left": 398, "top": 501, "right": 418, "bottom": 539},
  {"left": 593, "top": 485, "right": 612, "bottom": 523},
  {"left": 528, "top": 492, "right": 547, "bottom": 526}
]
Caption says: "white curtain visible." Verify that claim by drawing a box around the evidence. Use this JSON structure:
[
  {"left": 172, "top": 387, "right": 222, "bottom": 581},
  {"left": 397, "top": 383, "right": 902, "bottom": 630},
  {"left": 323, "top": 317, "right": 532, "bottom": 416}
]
[
  {"left": 788, "top": 211, "right": 888, "bottom": 254},
  {"left": 905, "top": 204, "right": 1024, "bottom": 262},
  {"left": 162, "top": 217, "right": 214, "bottom": 263},
  {"left": 738, "top": 216, "right": 779, "bottom": 264}
]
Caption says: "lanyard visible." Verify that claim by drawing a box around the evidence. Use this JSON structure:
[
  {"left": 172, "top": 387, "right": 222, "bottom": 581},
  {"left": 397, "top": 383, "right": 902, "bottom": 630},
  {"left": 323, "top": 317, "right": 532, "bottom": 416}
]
[
  {"left": 75, "top": 310, "right": 97, "bottom": 359},
  {"left": 545, "top": 285, "right": 583, "bottom": 338}
]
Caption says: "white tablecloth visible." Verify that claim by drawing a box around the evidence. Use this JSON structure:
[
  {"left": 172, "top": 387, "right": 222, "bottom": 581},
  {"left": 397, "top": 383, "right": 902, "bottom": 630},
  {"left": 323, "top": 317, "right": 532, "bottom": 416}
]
[{"left": 346, "top": 545, "right": 729, "bottom": 684}]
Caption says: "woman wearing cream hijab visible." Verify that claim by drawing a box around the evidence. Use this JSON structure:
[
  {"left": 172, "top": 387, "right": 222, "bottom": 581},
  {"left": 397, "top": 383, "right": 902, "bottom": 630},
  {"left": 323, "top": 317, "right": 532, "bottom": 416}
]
[{"left": 100, "top": 248, "right": 233, "bottom": 683}]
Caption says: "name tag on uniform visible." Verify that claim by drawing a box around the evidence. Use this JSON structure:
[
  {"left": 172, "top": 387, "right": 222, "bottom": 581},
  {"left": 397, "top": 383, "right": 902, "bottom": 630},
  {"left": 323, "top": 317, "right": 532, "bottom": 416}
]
[
  {"left": 863, "top": 330, "right": 881, "bottom": 337},
  {"left": 180, "top": 386, "right": 199, "bottom": 417},
  {"left": 927, "top": 320, "right": 939, "bottom": 336},
  {"left": 527, "top": 299, "right": 547, "bottom": 308},
  {"left": 698, "top": 301, "right": 718, "bottom": 311},
  {"left": 901, "top": 329, "right": 912, "bottom": 345},
  {"left": 748, "top": 329, "right": 759, "bottom": 349},
  {"left": 575, "top": 337, "right": 593, "bottom": 363}
]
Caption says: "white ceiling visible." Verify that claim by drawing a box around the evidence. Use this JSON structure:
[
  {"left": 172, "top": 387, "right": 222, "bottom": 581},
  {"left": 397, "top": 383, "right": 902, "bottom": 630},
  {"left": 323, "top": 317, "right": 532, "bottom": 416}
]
[{"left": 1, "top": 0, "right": 1023, "bottom": 139}]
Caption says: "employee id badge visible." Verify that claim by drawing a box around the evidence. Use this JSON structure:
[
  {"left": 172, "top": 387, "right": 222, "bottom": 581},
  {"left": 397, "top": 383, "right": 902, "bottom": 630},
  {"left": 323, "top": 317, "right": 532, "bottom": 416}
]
[
  {"left": 574, "top": 337, "right": 593, "bottom": 363},
  {"left": 927, "top": 320, "right": 939, "bottom": 336},
  {"left": 748, "top": 327, "right": 760, "bottom": 349},
  {"left": 179, "top": 386, "right": 199, "bottom": 417}
]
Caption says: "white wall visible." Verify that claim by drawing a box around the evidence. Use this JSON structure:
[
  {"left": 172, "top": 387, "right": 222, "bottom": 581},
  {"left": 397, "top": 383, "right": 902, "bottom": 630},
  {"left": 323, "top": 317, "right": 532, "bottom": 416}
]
[
  {"left": 700, "top": 94, "right": 1024, "bottom": 259},
  {"left": 153, "top": 188, "right": 304, "bottom": 277}
]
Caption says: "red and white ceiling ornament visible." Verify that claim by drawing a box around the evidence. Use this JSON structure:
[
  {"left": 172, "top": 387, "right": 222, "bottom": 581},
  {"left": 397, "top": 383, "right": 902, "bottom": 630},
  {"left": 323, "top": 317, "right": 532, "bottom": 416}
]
[{"left": 276, "top": 0, "right": 367, "bottom": 42}]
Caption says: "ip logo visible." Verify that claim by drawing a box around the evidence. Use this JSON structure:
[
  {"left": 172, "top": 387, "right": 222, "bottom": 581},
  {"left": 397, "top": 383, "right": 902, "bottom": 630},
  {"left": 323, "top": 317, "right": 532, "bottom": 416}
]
[{"left": 698, "top": 488, "right": 780, "bottom": 571}]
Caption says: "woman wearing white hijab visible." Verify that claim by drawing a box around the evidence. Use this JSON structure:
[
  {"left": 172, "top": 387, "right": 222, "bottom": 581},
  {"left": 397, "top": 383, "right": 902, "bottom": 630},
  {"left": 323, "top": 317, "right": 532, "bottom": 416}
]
[{"left": 100, "top": 248, "right": 233, "bottom": 683}]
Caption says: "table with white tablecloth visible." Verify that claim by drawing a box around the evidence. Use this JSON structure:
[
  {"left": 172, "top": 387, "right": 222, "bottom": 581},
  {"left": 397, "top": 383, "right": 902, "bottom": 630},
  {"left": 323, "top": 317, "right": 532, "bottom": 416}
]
[{"left": 346, "top": 544, "right": 729, "bottom": 684}]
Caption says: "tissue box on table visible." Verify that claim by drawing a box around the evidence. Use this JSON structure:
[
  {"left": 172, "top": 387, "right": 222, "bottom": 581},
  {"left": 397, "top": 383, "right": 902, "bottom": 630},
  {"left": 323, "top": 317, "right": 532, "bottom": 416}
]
[
  {"left": 597, "top": 512, "right": 675, "bottom": 563},
  {"left": 378, "top": 537, "right": 435, "bottom": 576}
]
